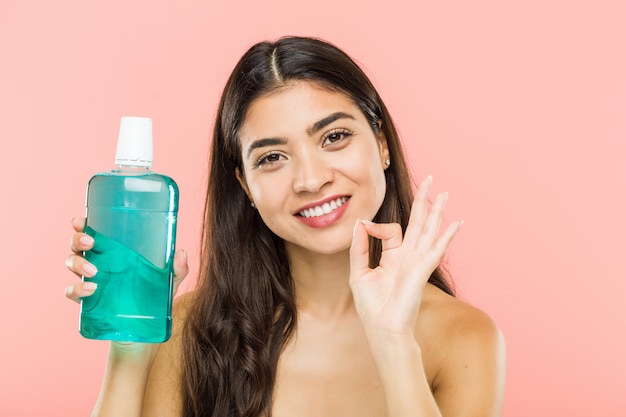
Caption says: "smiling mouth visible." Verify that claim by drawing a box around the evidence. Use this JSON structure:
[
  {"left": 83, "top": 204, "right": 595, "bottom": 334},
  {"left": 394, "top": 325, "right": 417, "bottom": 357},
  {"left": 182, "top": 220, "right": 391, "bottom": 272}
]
[{"left": 297, "top": 196, "right": 349, "bottom": 218}]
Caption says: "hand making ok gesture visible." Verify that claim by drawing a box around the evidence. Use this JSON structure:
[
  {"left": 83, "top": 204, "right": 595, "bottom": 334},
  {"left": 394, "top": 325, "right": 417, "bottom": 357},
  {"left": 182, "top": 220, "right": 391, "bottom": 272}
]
[{"left": 349, "top": 176, "right": 463, "bottom": 340}]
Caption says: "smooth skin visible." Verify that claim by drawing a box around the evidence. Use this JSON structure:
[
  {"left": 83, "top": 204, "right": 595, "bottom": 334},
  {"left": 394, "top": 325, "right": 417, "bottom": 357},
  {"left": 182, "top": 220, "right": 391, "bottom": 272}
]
[{"left": 65, "top": 82, "right": 505, "bottom": 417}]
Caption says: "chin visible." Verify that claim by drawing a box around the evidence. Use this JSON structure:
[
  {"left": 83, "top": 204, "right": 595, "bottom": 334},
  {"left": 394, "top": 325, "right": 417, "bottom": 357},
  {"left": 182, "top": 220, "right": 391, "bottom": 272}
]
[{"left": 285, "top": 238, "right": 352, "bottom": 257}]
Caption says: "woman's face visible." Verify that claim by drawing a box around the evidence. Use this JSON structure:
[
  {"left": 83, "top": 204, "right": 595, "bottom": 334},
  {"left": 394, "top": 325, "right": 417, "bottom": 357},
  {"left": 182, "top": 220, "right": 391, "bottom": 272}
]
[{"left": 236, "top": 81, "right": 389, "bottom": 257}]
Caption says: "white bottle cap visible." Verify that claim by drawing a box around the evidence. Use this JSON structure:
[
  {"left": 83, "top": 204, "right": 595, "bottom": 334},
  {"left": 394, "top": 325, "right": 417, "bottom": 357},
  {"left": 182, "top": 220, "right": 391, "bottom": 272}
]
[{"left": 115, "top": 116, "right": 153, "bottom": 167}]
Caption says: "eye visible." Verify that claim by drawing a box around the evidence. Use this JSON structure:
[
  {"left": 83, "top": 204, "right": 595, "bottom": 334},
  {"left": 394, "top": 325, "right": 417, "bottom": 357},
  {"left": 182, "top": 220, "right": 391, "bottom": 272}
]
[
  {"left": 254, "top": 151, "right": 285, "bottom": 168},
  {"left": 322, "top": 128, "right": 352, "bottom": 147}
]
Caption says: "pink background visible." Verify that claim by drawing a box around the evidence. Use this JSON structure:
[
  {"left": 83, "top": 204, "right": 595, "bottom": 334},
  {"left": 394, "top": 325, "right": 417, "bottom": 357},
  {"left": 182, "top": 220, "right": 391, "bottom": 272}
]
[{"left": 1, "top": 0, "right": 625, "bottom": 415}]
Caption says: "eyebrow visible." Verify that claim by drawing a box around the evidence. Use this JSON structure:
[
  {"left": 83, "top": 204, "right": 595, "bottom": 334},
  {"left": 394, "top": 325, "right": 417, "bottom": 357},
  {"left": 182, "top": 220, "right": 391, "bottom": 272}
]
[
  {"left": 245, "top": 111, "right": 356, "bottom": 159},
  {"left": 246, "top": 137, "right": 288, "bottom": 158},
  {"left": 306, "top": 111, "right": 356, "bottom": 136}
]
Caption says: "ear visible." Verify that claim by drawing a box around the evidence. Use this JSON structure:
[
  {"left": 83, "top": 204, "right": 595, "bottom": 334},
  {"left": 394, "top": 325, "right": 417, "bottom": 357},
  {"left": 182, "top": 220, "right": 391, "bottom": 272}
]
[
  {"left": 235, "top": 167, "right": 252, "bottom": 201},
  {"left": 377, "top": 130, "right": 390, "bottom": 169}
]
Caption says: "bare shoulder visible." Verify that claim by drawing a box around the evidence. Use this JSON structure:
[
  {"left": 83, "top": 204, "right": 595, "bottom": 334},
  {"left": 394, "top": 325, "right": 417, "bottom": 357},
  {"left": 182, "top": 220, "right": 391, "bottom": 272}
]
[
  {"left": 421, "top": 284, "right": 502, "bottom": 344},
  {"left": 419, "top": 284, "right": 506, "bottom": 417},
  {"left": 142, "top": 289, "right": 198, "bottom": 416}
]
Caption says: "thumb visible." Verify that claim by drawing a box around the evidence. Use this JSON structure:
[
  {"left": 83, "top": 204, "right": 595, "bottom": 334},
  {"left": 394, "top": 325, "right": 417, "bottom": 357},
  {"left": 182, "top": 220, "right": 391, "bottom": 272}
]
[{"left": 172, "top": 249, "right": 189, "bottom": 295}]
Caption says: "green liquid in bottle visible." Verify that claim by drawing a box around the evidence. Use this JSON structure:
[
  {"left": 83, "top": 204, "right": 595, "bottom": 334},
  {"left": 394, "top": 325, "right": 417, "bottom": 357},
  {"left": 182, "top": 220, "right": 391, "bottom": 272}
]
[{"left": 80, "top": 171, "right": 179, "bottom": 343}]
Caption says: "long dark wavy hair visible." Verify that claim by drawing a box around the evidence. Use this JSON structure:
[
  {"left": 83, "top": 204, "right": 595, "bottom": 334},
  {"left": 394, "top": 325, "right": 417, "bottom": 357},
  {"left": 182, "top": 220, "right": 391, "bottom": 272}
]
[{"left": 181, "top": 36, "right": 455, "bottom": 417}]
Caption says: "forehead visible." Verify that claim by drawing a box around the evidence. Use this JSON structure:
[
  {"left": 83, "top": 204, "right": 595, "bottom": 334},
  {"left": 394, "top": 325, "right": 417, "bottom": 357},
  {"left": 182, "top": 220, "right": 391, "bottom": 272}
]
[{"left": 238, "top": 82, "right": 363, "bottom": 139}]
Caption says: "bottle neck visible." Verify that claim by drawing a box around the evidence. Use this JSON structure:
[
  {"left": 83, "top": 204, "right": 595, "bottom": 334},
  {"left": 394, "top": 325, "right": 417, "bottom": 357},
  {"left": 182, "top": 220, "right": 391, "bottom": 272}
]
[{"left": 115, "top": 165, "right": 152, "bottom": 174}]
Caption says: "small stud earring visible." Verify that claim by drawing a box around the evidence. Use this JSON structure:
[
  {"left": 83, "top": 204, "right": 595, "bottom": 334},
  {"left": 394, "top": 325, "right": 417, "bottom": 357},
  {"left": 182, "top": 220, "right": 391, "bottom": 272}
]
[
  {"left": 251, "top": 202, "right": 256, "bottom": 208},
  {"left": 384, "top": 159, "right": 391, "bottom": 167}
]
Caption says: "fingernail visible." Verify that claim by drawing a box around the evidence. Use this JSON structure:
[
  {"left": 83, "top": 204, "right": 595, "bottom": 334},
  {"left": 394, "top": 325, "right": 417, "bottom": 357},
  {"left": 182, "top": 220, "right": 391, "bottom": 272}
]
[
  {"left": 83, "top": 263, "right": 98, "bottom": 276},
  {"left": 83, "top": 282, "right": 97, "bottom": 291},
  {"left": 80, "top": 235, "right": 94, "bottom": 246},
  {"left": 359, "top": 219, "right": 374, "bottom": 226},
  {"left": 181, "top": 249, "right": 188, "bottom": 262},
  {"left": 427, "top": 175, "right": 433, "bottom": 184},
  {"left": 65, "top": 285, "right": 74, "bottom": 297}
]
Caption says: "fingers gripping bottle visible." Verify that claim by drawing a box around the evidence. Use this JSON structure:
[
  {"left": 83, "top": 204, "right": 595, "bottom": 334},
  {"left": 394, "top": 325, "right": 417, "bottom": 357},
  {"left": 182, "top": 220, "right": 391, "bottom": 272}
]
[{"left": 80, "top": 117, "right": 179, "bottom": 343}]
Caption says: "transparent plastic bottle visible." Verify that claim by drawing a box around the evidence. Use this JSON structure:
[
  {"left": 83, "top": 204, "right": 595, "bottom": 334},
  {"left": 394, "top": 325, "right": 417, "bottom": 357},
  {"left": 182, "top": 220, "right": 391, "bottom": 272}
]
[{"left": 79, "top": 117, "right": 179, "bottom": 343}]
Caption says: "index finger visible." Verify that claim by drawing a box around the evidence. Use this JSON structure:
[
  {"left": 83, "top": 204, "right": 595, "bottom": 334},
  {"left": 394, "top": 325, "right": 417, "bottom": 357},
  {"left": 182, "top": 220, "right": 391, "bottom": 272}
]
[{"left": 403, "top": 175, "right": 432, "bottom": 246}]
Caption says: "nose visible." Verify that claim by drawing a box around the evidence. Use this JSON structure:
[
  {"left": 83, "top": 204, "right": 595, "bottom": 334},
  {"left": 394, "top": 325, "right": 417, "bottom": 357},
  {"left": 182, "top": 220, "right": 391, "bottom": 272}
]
[{"left": 291, "top": 153, "right": 333, "bottom": 194}]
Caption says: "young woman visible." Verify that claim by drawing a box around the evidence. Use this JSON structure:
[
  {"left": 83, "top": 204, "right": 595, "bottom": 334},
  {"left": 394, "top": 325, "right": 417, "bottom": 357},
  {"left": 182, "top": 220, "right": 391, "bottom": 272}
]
[{"left": 65, "top": 36, "right": 505, "bottom": 417}]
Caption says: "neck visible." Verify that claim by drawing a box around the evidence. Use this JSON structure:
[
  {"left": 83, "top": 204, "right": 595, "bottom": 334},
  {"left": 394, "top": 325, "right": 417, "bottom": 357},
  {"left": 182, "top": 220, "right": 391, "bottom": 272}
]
[{"left": 286, "top": 245, "right": 355, "bottom": 319}]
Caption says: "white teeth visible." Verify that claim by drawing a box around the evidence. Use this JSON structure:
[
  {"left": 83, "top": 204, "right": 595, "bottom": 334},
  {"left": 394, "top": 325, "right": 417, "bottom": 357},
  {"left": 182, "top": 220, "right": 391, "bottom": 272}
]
[{"left": 299, "top": 197, "right": 348, "bottom": 218}]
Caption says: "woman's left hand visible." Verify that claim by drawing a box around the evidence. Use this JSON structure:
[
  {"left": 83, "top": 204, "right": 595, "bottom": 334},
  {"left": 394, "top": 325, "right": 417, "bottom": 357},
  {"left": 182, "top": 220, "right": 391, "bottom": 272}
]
[{"left": 349, "top": 176, "right": 463, "bottom": 340}]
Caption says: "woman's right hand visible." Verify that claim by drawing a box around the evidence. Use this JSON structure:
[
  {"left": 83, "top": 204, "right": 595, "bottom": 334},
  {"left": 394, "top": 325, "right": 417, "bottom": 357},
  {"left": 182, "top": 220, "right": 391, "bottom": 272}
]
[
  {"left": 64, "top": 217, "right": 190, "bottom": 303},
  {"left": 65, "top": 217, "right": 99, "bottom": 302},
  {"left": 64, "top": 217, "right": 190, "bottom": 415}
]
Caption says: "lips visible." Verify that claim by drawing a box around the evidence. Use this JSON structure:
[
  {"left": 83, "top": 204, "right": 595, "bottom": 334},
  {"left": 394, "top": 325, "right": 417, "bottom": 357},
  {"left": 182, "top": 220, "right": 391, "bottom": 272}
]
[
  {"left": 293, "top": 195, "right": 352, "bottom": 228},
  {"left": 297, "top": 196, "right": 349, "bottom": 218}
]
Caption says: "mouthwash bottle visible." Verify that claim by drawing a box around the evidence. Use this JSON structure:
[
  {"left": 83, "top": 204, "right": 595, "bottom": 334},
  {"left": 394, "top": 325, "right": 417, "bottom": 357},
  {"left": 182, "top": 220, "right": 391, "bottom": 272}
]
[{"left": 80, "top": 116, "right": 179, "bottom": 343}]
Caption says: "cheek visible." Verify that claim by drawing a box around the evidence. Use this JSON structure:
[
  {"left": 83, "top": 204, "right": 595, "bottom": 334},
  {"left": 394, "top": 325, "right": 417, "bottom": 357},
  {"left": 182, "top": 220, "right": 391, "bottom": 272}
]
[
  {"left": 246, "top": 175, "right": 286, "bottom": 209},
  {"left": 363, "top": 157, "right": 388, "bottom": 204},
  {"left": 372, "top": 169, "right": 388, "bottom": 204},
  {"left": 361, "top": 151, "right": 387, "bottom": 184}
]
